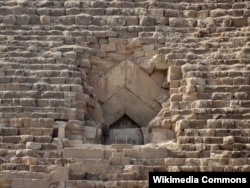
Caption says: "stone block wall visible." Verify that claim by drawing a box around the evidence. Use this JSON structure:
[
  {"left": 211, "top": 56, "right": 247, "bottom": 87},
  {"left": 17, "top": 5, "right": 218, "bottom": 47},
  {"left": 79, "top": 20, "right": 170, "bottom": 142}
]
[{"left": 0, "top": 0, "right": 249, "bottom": 187}]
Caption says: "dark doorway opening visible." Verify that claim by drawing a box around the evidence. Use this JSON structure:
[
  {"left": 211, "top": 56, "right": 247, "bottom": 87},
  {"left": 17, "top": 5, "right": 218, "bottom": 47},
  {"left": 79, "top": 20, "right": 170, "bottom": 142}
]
[{"left": 104, "top": 115, "right": 144, "bottom": 145}]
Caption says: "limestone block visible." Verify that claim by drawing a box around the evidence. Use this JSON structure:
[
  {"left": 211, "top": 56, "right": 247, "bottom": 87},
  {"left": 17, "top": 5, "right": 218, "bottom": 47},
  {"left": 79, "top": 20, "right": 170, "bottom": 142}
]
[
  {"left": 98, "top": 62, "right": 126, "bottom": 102},
  {"left": 210, "top": 9, "right": 228, "bottom": 17},
  {"left": 126, "top": 38, "right": 140, "bottom": 50},
  {"left": 70, "top": 84, "right": 83, "bottom": 93},
  {"left": 63, "top": 148, "right": 104, "bottom": 159},
  {"left": 41, "top": 143, "right": 57, "bottom": 150},
  {"left": 75, "top": 14, "right": 92, "bottom": 25},
  {"left": 124, "top": 147, "right": 170, "bottom": 159},
  {"left": 139, "top": 16, "right": 154, "bottom": 26},
  {"left": 164, "top": 9, "right": 180, "bottom": 17},
  {"left": 16, "top": 14, "right": 30, "bottom": 25},
  {"left": 50, "top": 166, "right": 69, "bottom": 183},
  {"left": 66, "top": 120, "right": 83, "bottom": 131},
  {"left": 26, "top": 142, "right": 42, "bottom": 150},
  {"left": 207, "top": 158, "right": 229, "bottom": 167},
  {"left": 1, "top": 128, "right": 18, "bottom": 136},
  {"left": 186, "top": 77, "right": 205, "bottom": 86},
  {"left": 83, "top": 126, "right": 97, "bottom": 140},
  {"left": 126, "top": 16, "right": 139, "bottom": 26},
  {"left": 0, "top": 15, "right": 4, "bottom": 23},
  {"left": 126, "top": 62, "right": 163, "bottom": 108},
  {"left": 62, "top": 138, "right": 71, "bottom": 147},
  {"left": 51, "top": 9, "right": 65, "bottom": 16},
  {"left": 169, "top": 18, "right": 184, "bottom": 27},
  {"left": 20, "top": 135, "right": 33, "bottom": 144},
  {"left": 64, "top": 1, "right": 80, "bottom": 8},
  {"left": 39, "top": 118, "right": 54, "bottom": 128},
  {"left": 228, "top": 9, "right": 243, "bottom": 17},
  {"left": 175, "top": 119, "right": 190, "bottom": 133},
  {"left": 164, "top": 158, "right": 185, "bottom": 166},
  {"left": 223, "top": 136, "right": 234, "bottom": 144},
  {"left": 139, "top": 57, "right": 155, "bottom": 74},
  {"left": 75, "top": 181, "right": 95, "bottom": 188},
  {"left": 30, "top": 128, "right": 43, "bottom": 136},
  {"left": 167, "top": 66, "right": 181, "bottom": 83},
  {"left": 66, "top": 8, "right": 80, "bottom": 15},
  {"left": 185, "top": 85, "right": 196, "bottom": 94},
  {"left": 107, "top": 16, "right": 126, "bottom": 26},
  {"left": 170, "top": 94, "right": 182, "bottom": 102},
  {"left": 243, "top": 9, "right": 250, "bottom": 17},
  {"left": 151, "top": 128, "right": 175, "bottom": 143},
  {"left": 100, "top": 43, "right": 116, "bottom": 52},
  {"left": 28, "top": 15, "right": 39, "bottom": 24},
  {"left": 79, "top": 59, "right": 91, "bottom": 68},
  {"left": 232, "top": 17, "right": 247, "bottom": 27},
  {"left": 40, "top": 15, "right": 50, "bottom": 25},
  {"left": 3, "top": 15, "right": 16, "bottom": 25},
  {"left": 0, "top": 175, "right": 11, "bottom": 188},
  {"left": 232, "top": 2, "right": 246, "bottom": 9},
  {"left": 33, "top": 136, "right": 52, "bottom": 143},
  {"left": 29, "top": 165, "right": 47, "bottom": 173},
  {"left": 37, "top": 8, "right": 50, "bottom": 16},
  {"left": 148, "top": 9, "right": 164, "bottom": 17},
  {"left": 155, "top": 17, "right": 169, "bottom": 25},
  {"left": 0, "top": 7, "right": 12, "bottom": 16},
  {"left": 3, "top": 136, "right": 21, "bottom": 144},
  {"left": 16, "top": 149, "right": 34, "bottom": 157},
  {"left": 42, "top": 128, "right": 53, "bottom": 136},
  {"left": 49, "top": 99, "right": 64, "bottom": 108},
  {"left": 18, "top": 128, "right": 30, "bottom": 135},
  {"left": 88, "top": 102, "right": 104, "bottom": 125},
  {"left": 0, "top": 149, "right": 7, "bottom": 157},
  {"left": 11, "top": 179, "right": 49, "bottom": 188},
  {"left": 110, "top": 152, "right": 123, "bottom": 165},
  {"left": 37, "top": 99, "right": 49, "bottom": 107},
  {"left": 229, "top": 158, "right": 248, "bottom": 166},
  {"left": 234, "top": 92, "right": 248, "bottom": 100},
  {"left": 211, "top": 92, "right": 233, "bottom": 100},
  {"left": 131, "top": 51, "right": 144, "bottom": 62},
  {"left": 61, "top": 16, "right": 75, "bottom": 25},
  {"left": 183, "top": 10, "right": 196, "bottom": 18}
]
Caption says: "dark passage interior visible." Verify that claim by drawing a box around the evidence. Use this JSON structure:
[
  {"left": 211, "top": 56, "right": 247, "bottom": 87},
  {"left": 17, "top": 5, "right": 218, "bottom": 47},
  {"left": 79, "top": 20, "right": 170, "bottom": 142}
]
[{"left": 104, "top": 115, "right": 144, "bottom": 145}]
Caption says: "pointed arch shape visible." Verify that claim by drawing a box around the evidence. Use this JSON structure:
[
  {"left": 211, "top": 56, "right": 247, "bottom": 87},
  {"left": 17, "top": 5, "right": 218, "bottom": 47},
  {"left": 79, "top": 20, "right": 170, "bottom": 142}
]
[{"left": 98, "top": 60, "right": 166, "bottom": 127}]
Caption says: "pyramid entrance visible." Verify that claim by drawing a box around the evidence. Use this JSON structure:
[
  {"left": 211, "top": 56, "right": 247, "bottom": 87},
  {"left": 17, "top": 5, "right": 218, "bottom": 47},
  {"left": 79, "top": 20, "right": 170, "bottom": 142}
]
[{"left": 104, "top": 115, "right": 144, "bottom": 145}]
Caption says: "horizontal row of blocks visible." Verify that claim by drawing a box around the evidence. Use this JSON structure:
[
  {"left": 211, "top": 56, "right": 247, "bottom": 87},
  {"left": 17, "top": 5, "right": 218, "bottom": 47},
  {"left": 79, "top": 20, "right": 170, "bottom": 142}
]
[
  {"left": 1, "top": 158, "right": 250, "bottom": 174},
  {"left": 0, "top": 107, "right": 82, "bottom": 115},
  {"left": 0, "top": 127, "right": 53, "bottom": 136},
  {"left": 0, "top": 62, "right": 79, "bottom": 71},
  {"left": 170, "top": 100, "right": 250, "bottom": 109},
  {"left": 0, "top": 24, "right": 247, "bottom": 39},
  {"left": 177, "top": 136, "right": 250, "bottom": 144},
  {"left": 0, "top": 147, "right": 64, "bottom": 158},
  {"left": 0, "top": 136, "right": 53, "bottom": 144},
  {"left": 4, "top": 7, "right": 249, "bottom": 17},
  {"left": 0, "top": 112, "right": 83, "bottom": 121},
  {"left": 0, "top": 99, "right": 85, "bottom": 109},
  {"left": 0, "top": 91, "right": 87, "bottom": 100},
  {"left": 0, "top": 14, "right": 249, "bottom": 28},
  {"left": 0, "top": 69, "right": 82, "bottom": 77},
  {"left": 175, "top": 119, "right": 250, "bottom": 129},
  {"left": 0, "top": 83, "right": 83, "bottom": 92},
  {"left": 179, "top": 128, "right": 250, "bottom": 137},
  {"left": 0, "top": 0, "right": 248, "bottom": 10}
]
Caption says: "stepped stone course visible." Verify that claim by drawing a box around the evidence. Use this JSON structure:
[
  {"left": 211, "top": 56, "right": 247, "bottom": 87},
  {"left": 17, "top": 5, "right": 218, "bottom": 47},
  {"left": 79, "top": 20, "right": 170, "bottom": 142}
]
[{"left": 0, "top": 0, "right": 249, "bottom": 187}]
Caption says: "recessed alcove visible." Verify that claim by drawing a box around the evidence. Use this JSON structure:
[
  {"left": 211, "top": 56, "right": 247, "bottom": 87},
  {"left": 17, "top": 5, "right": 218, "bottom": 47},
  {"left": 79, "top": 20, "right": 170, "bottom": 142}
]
[
  {"left": 87, "top": 59, "right": 169, "bottom": 144},
  {"left": 104, "top": 115, "right": 144, "bottom": 145}
]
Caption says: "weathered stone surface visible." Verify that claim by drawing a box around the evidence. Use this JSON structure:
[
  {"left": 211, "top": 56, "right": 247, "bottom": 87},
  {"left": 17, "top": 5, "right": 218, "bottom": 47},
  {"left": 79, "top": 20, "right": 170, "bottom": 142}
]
[{"left": 0, "top": 1, "right": 248, "bottom": 187}]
